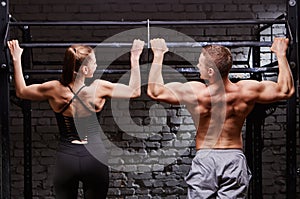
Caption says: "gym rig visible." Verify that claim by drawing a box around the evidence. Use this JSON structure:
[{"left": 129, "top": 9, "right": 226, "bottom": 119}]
[{"left": 0, "top": 0, "right": 299, "bottom": 199}]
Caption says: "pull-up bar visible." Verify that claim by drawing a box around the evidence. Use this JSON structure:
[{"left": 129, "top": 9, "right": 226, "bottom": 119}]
[
  {"left": 20, "top": 67, "right": 278, "bottom": 75},
  {"left": 7, "top": 17, "right": 286, "bottom": 49},
  {"left": 9, "top": 19, "right": 286, "bottom": 26},
  {"left": 19, "top": 41, "right": 273, "bottom": 48}
]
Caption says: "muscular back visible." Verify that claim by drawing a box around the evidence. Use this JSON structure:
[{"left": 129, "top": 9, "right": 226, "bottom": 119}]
[{"left": 185, "top": 80, "right": 256, "bottom": 149}]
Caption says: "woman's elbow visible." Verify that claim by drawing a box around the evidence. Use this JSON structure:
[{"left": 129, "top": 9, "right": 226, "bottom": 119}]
[
  {"left": 16, "top": 91, "right": 22, "bottom": 98},
  {"left": 16, "top": 89, "right": 25, "bottom": 99}
]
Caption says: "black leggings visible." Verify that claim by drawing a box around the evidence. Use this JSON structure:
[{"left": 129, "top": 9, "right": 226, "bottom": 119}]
[{"left": 54, "top": 143, "right": 109, "bottom": 199}]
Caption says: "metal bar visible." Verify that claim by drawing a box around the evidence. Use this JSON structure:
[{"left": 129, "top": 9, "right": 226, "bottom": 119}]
[
  {"left": 166, "top": 41, "right": 272, "bottom": 47},
  {"left": 9, "top": 19, "right": 286, "bottom": 26},
  {"left": 31, "top": 60, "right": 254, "bottom": 66},
  {"left": 0, "top": 0, "right": 11, "bottom": 198},
  {"left": 3, "top": 22, "right": 9, "bottom": 46},
  {"left": 9, "top": 21, "right": 147, "bottom": 26},
  {"left": 286, "top": 95, "right": 297, "bottom": 199},
  {"left": 250, "top": 26, "right": 263, "bottom": 199},
  {"left": 245, "top": 117, "right": 254, "bottom": 199},
  {"left": 149, "top": 19, "right": 286, "bottom": 25},
  {"left": 260, "top": 61, "right": 278, "bottom": 68},
  {"left": 22, "top": 100, "right": 32, "bottom": 199},
  {"left": 286, "top": 21, "right": 294, "bottom": 44},
  {"left": 258, "top": 13, "right": 286, "bottom": 32},
  {"left": 20, "top": 67, "right": 278, "bottom": 75},
  {"left": 253, "top": 118, "right": 263, "bottom": 199},
  {"left": 18, "top": 41, "right": 273, "bottom": 48},
  {"left": 147, "top": 19, "right": 150, "bottom": 49},
  {"left": 19, "top": 42, "right": 134, "bottom": 48},
  {"left": 286, "top": 1, "right": 298, "bottom": 198},
  {"left": 298, "top": 0, "right": 300, "bottom": 187},
  {"left": 22, "top": 26, "right": 33, "bottom": 199}
]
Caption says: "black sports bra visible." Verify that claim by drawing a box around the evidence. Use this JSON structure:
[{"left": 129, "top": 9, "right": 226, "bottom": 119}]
[{"left": 54, "top": 85, "right": 96, "bottom": 143}]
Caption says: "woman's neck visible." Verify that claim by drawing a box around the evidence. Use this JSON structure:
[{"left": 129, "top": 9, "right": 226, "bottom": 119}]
[{"left": 70, "top": 76, "right": 85, "bottom": 90}]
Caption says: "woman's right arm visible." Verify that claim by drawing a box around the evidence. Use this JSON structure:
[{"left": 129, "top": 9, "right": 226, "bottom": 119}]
[
  {"left": 8, "top": 40, "right": 53, "bottom": 101},
  {"left": 96, "top": 39, "right": 144, "bottom": 99}
]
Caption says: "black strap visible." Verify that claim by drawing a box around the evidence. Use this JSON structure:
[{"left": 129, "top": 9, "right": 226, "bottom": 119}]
[
  {"left": 59, "top": 85, "right": 86, "bottom": 114},
  {"left": 72, "top": 87, "right": 94, "bottom": 114}
]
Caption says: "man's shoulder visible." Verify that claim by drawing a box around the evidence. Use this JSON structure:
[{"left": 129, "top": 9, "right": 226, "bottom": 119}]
[
  {"left": 235, "top": 79, "right": 260, "bottom": 87},
  {"left": 186, "top": 81, "right": 206, "bottom": 88}
]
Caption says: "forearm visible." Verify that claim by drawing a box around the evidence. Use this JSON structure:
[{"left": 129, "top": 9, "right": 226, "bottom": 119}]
[
  {"left": 128, "top": 56, "right": 141, "bottom": 97},
  {"left": 13, "top": 59, "right": 27, "bottom": 98},
  {"left": 148, "top": 54, "right": 165, "bottom": 97},
  {"left": 277, "top": 55, "right": 294, "bottom": 96}
]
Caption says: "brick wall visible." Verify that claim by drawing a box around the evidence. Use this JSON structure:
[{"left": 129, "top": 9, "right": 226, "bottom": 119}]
[{"left": 7, "top": 0, "right": 300, "bottom": 198}]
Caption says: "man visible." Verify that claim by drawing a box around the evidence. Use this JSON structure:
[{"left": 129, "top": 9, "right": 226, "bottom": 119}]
[{"left": 147, "top": 38, "right": 294, "bottom": 198}]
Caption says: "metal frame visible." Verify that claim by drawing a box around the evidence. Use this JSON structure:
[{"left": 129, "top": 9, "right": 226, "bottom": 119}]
[
  {"left": 17, "top": 41, "right": 273, "bottom": 48},
  {"left": 21, "top": 25, "right": 33, "bottom": 199},
  {"left": 0, "top": 1, "right": 11, "bottom": 199},
  {"left": 7, "top": 18, "right": 286, "bottom": 49},
  {"left": 286, "top": 1, "right": 298, "bottom": 199},
  {"left": 298, "top": 0, "right": 300, "bottom": 182},
  {"left": 0, "top": 1, "right": 298, "bottom": 199},
  {"left": 246, "top": 24, "right": 263, "bottom": 198},
  {"left": 8, "top": 19, "right": 286, "bottom": 26}
]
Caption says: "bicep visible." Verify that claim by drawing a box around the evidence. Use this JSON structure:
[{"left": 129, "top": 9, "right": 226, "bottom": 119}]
[
  {"left": 98, "top": 80, "right": 137, "bottom": 99},
  {"left": 252, "top": 81, "right": 282, "bottom": 103},
  {"left": 156, "top": 82, "right": 199, "bottom": 105}
]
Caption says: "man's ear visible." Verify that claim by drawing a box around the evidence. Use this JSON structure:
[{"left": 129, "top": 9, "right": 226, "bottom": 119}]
[{"left": 208, "top": 67, "right": 214, "bottom": 77}]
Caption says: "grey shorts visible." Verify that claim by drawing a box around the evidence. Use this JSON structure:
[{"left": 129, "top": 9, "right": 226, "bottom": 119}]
[{"left": 185, "top": 149, "right": 252, "bottom": 199}]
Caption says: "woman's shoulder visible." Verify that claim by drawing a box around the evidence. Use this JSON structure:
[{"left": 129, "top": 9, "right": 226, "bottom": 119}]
[
  {"left": 39, "top": 80, "right": 65, "bottom": 92},
  {"left": 89, "top": 79, "right": 110, "bottom": 88},
  {"left": 42, "top": 80, "right": 62, "bottom": 87}
]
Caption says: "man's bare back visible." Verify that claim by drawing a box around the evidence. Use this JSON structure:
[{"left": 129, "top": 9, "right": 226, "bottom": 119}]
[
  {"left": 148, "top": 37, "right": 294, "bottom": 150},
  {"left": 147, "top": 37, "right": 294, "bottom": 198}
]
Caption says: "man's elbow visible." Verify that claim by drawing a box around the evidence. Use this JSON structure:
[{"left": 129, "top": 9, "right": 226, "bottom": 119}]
[
  {"left": 147, "top": 89, "right": 155, "bottom": 99},
  {"left": 281, "top": 87, "right": 295, "bottom": 100},
  {"left": 147, "top": 87, "right": 160, "bottom": 100},
  {"left": 286, "top": 87, "right": 295, "bottom": 98}
]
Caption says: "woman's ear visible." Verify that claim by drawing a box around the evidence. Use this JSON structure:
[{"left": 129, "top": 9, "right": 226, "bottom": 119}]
[{"left": 81, "top": 65, "right": 88, "bottom": 75}]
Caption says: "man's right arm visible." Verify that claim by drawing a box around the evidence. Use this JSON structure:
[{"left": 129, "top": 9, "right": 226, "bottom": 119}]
[
  {"left": 247, "top": 38, "right": 294, "bottom": 103},
  {"left": 147, "top": 38, "right": 203, "bottom": 105},
  {"left": 147, "top": 38, "right": 181, "bottom": 104}
]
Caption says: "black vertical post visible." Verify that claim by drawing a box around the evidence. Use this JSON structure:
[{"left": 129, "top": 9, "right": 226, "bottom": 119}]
[
  {"left": 0, "top": 0, "right": 11, "bottom": 199},
  {"left": 298, "top": 0, "right": 300, "bottom": 182},
  {"left": 22, "top": 100, "right": 32, "bottom": 199},
  {"left": 286, "top": 0, "right": 298, "bottom": 198},
  {"left": 21, "top": 26, "right": 33, "bottom": 199},
  {"left": 246, "top": 110, "right": 263, "bottom": 199},
  {"left": 253, "top": 117, "right": 263, "bottom": 199},
  {"left": 250, "top": 25, "right": 263, "bottom": 199},
  {"left": 245, "top": 118, "right": 253, "bottom": 198}
]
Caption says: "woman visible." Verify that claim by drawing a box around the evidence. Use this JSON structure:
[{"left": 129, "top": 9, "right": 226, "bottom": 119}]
[{"left": 8, "top": 39, "right": 144, "bottom": 199}]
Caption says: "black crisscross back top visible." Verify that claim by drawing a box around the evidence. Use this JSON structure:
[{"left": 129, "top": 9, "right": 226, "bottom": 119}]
[{"left": 54, "top": 85, "right": 96, "bottom": 143}]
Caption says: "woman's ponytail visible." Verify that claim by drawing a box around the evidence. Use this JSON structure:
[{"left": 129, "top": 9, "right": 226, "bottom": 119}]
[{"left": 60, "top": 45, "right": 93, "bottom": 86}]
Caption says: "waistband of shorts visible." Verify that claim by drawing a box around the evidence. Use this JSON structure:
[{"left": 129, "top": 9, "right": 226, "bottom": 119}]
[{"left": 196, "top": 148, "right": 243, "bottom": 153}]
